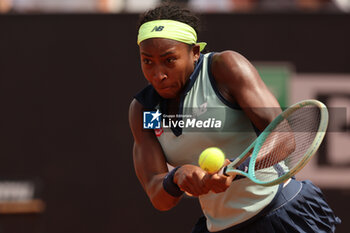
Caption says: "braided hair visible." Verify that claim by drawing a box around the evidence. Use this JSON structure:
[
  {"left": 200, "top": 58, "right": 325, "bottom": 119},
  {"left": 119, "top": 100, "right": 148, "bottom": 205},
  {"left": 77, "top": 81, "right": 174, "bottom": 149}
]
[{"left": 138, "top": 2, "right": 201, "bottom": 35}]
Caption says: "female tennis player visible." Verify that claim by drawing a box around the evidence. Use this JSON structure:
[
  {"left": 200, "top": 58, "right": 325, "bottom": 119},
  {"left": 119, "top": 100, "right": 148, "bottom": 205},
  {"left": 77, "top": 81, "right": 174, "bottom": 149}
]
[{"left": 129, "top": 3, "right": 341, "bottom": 232}]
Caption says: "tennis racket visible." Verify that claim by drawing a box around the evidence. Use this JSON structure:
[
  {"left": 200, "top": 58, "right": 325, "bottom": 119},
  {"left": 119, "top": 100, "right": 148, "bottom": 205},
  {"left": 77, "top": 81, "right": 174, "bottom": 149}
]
[{"left": 221, "top": 99, "right": 328, "bottom": 186}]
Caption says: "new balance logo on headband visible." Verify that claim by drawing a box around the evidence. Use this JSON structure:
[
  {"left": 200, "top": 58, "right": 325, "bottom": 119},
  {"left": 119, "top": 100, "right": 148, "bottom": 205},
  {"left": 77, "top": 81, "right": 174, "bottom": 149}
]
[{"left": 151, "top": 26, "right": 164, "bottom": 32}]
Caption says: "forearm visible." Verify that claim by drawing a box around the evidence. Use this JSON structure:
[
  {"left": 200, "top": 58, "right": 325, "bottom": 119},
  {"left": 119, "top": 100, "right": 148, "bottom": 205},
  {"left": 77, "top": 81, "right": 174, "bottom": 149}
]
[
  {"left": 132, "top": 145, "right": 183, "bottom": 211},
  {"left": 255, "top": 129, "right": 296, "bottom": 169},
  {"left": 145, "top": 173, "right": 182, "bottom": 211}
]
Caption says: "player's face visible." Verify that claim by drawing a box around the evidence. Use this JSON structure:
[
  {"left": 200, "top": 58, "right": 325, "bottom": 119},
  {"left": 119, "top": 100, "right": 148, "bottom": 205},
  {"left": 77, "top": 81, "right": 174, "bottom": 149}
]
[{"left": 139, "top": 38, "right": 200, "bottom": 99}]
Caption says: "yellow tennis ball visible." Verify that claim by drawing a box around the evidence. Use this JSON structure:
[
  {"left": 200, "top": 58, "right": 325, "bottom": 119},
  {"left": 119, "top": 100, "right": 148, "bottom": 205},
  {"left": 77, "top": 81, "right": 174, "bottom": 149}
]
[{"left": 198, "top": 147, "right": 225, "bottom": 173}]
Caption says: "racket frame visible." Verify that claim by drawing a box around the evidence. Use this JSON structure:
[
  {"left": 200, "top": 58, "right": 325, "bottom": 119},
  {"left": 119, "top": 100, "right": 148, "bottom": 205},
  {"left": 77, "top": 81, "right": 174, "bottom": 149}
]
[{"left": 225, "top": 99, "right": 329, "bottom": 186}]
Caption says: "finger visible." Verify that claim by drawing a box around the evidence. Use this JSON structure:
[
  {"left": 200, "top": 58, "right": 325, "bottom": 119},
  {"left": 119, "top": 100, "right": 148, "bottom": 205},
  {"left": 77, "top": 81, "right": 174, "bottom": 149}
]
[
  {"left": 215, "top": 173, "right": 235, "bottom": 185},
  {"left": 208, "top": 174, "right": 233, "bottom": 193},
  {"left": 223, "top": 159, "right": 231, "bottom": 167},
  {"left": 182, "top": 173, "right": 208, "bottom": 196},
  {"left": 202, "top": 173, "right": 214, "bottom": 190},
  {"left": 209, "top": 173, "right": 222, "bottom": 182},
  {"left": 180, "top": 183, "right": 199, "bottom": 196},
  {"left": 225, "top": 175, "right": 234, "bottom": 185},
  {"left": 210, "top": 185, "right": 227, "bottom": 193},
  {"left": 193, "top": 172, "right": 211, "bottom": 195},
  {"left": 217, "top": 159, "right": 231, "bottom": 175},
  {"left": 209, "top": 181, "right": 231, "bottom": 193}
]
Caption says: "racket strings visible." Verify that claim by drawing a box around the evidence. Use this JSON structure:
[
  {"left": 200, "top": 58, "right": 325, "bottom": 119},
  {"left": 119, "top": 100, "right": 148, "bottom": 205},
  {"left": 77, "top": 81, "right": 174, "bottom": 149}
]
[{"left": 254, "top": 106, "right": 321, "bottom": 182}]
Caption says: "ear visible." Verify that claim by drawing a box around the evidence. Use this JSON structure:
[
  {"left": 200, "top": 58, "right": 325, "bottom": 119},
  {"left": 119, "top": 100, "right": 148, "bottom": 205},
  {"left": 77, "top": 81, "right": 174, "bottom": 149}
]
[{"left": 192, "top": 44, "right": 201, "bottom": 61}]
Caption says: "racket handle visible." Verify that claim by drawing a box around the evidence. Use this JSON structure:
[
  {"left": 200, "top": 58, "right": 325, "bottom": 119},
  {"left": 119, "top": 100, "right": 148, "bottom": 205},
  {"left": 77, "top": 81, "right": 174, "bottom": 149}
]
[
  {"left": 220, "top": 157, "right": 251, "bottom": 180},
  {"left": 218, "top": 166, "right": 227, "bottom": 176}
]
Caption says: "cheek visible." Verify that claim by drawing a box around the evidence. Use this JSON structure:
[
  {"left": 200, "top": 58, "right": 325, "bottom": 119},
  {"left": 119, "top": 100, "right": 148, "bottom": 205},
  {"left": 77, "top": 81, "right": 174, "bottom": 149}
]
[
  {"left": 141, "top": 66, "right": 152, "bottom": 82},
  {"left": 180, "top": 60, "right": 195, "bottom": 81}
]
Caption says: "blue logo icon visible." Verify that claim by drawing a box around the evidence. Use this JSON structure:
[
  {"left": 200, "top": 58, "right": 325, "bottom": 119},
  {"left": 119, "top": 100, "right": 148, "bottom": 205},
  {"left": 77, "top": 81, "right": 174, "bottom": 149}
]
[{"left": 143, "top": 110, "right": 162, "bottom": 129}]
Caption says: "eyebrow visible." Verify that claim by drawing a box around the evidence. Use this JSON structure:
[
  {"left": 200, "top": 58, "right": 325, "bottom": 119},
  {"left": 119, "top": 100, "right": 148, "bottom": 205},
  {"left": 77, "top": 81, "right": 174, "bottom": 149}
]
[
  {"left": 141, "top": 52, "right": 153, "bottom": 57},
  {"left": 160, "top": 51, "right": 175, "bottom": 57},
  {"left": 141, "top": 50, "right": 176, "bottom": 58}
]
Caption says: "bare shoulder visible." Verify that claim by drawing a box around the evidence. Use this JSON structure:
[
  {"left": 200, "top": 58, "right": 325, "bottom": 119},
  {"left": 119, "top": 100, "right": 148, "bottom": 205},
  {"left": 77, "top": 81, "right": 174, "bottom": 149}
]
[
  {"left": 210, "top": 51, "right": 281, "bottom": 129},
  {"left": 129, "top": 99, "right": 146, "bottom": 143},
  {"left": 211, "top": 50, "right": 260, "bottom": 86},
  {"left": 129, "top": 99, "right": 142, "bottom": 125},
  {"left": 129, "top": 98, "right": 142, "bottom": 115}
]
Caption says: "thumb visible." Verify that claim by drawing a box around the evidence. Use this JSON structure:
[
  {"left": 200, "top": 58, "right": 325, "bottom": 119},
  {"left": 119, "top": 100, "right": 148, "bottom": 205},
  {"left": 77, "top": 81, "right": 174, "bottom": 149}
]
[{"left": 216, "top": 159, "right": 230, "bottom": 176}]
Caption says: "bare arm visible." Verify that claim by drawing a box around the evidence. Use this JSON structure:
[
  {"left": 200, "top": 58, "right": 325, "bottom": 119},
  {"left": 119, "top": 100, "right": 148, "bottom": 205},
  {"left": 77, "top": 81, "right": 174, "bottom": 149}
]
[
  {"left": 212, "top": 51, "right": 295, "bottom": 168},
  {"left": 129, "top": 99, "right": 181, "bottom": 211}
]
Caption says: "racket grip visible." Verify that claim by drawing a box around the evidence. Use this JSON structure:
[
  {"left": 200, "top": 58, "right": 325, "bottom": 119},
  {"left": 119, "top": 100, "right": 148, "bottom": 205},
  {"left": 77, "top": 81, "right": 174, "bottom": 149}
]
[
  {"left": 218, "top": 166, "right": 228, "bottom": 176},
  {"left": 222, "top": 157, "right": 251, "bottom": 180}
]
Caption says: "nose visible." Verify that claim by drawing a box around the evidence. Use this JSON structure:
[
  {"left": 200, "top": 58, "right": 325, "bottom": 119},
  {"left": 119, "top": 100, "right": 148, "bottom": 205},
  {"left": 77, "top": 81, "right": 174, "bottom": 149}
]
[{"left": 153, "top": 68, "right": 167, "bottom": 81}]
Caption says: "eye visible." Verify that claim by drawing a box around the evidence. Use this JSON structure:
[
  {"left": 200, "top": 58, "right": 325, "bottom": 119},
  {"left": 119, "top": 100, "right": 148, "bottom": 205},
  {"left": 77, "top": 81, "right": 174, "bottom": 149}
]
[
  {"left": 143, "top": 58, "right": 152, "bottom": 65},
  {"left": 166, "top": 57, "right": 176, "bottom": 64}
]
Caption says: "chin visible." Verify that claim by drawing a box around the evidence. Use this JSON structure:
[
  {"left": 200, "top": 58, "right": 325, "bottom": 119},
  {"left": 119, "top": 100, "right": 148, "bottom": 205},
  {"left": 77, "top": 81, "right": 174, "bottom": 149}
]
[{"left": 157, "top": 89, "right": 179, "bottom": 99}]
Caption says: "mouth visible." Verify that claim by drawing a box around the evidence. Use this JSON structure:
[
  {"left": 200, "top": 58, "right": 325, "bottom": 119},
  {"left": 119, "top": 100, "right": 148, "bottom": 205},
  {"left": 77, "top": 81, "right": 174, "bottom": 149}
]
[
  {"left": 160, "top": 86, "right": 173, "bottom": 91},
  {"left": 156, "top": 85, "right": 178, "bottom": 98},
  {"left": 159, "top": 85, "right": 176, "bottom": 91}
]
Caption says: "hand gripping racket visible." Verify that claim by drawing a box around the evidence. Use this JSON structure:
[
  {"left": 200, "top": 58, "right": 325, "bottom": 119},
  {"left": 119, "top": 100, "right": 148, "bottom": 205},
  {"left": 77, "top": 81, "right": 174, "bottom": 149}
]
[{"left": 222, "top": 99, "right": 329, "bottom": 186}]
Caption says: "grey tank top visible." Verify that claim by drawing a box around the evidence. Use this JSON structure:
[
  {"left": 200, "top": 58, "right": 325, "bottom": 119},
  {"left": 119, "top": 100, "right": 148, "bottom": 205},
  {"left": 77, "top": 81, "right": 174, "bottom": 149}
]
[{"left": 137, "top": 53, "right": 279, "bottom": 232}]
